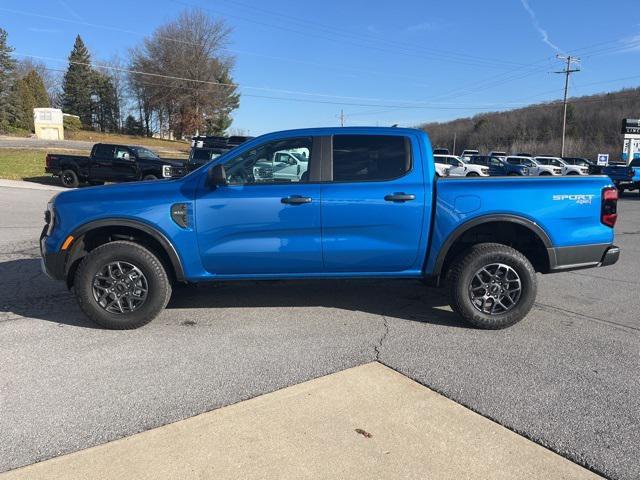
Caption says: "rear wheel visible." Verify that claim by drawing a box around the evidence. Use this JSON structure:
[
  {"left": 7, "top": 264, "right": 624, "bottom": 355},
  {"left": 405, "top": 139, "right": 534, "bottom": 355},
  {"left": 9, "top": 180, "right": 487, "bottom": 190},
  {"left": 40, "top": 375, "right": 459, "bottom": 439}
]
[
  {"left": 539, "top": 172, "right": 552, "bottom": 176},
  {"left": 142, "top": 174, "right": 158, "bottom": 181},
  {"left": 73, "top": 241, "right": 171, "bottom": 329},
  {"left": 466, "top": 172, "right": 480, "bottom": 177},
  {"left": 567, "top": 171, "right": 579, "bottom": 175},
  {"left": 88, "top": 180, "right": 104, "bottom": 186},
  {"left": 447, "top": 243, "right": 537, "bottom": 329},
  {"left": 508, "top": 172, "right": 519, "bottom": 176},
  {"left": 60, "top": 169, "right": 79, "bottom": 188}
]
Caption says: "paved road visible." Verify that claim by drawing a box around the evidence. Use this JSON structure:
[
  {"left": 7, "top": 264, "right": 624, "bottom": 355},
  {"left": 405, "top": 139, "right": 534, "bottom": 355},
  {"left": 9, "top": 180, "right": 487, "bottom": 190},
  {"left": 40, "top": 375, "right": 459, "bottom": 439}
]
[{"left": 1, "top": 185, "right": 638, "bottom": 479}]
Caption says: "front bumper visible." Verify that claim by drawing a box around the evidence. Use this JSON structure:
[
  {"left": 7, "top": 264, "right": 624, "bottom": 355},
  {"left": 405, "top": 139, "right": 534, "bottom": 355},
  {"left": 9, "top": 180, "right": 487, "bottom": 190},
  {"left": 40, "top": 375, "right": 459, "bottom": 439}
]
[
  {"left": 548, "top": 244, "right": 620, "bottom": 272},
  {"left": 40, "top": 227, "right": 66, "bottom": 281}
]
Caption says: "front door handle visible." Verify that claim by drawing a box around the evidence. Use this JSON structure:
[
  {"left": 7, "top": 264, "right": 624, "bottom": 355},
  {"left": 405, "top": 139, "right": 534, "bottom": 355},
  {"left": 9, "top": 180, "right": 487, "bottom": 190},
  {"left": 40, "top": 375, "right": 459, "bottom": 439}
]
[
  {"left": 281, "top": 195, "right": 312, "bottom": 205},
  {"left": 384, "top": 193, "right": 415, "bottom": 202}
]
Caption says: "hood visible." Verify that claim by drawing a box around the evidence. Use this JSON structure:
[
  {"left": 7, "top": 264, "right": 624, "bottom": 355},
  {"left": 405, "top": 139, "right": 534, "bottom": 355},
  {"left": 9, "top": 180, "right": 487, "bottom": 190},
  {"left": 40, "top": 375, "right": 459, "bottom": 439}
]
[{"left": 159, "top": 157, "right": 186, "bottom": 167}]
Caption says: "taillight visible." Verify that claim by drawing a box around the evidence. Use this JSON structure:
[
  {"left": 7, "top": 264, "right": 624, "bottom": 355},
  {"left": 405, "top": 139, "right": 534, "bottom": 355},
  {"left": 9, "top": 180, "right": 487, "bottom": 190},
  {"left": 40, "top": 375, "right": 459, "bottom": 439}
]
[{"left": 601, "top": 187, "right": 618, "bottom": 227}]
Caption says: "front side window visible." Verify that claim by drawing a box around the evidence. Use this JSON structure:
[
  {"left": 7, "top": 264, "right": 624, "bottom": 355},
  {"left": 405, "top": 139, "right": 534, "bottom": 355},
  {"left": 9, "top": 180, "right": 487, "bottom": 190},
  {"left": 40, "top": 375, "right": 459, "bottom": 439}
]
[
  {"left": 224, "top": 137, "right": 312, "bottom": 185},
  {"left": 115, "top": 147, "right": 131, "bottom": 160},
  {"left": 333, "top": 135, "right": 410, "bottom": 182},
  {"left": 490, "top": 158, "right": 502, "bottom": 166}
]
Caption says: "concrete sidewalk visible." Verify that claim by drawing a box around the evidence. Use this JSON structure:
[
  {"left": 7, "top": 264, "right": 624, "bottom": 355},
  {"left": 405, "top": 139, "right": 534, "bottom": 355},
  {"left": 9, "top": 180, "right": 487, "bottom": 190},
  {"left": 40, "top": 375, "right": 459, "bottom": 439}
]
[
  {"left": 1, "top": 363, "right": 599, "bottom": 480},
  {"left": 0, "top": 179, "right": 65, "bottom": 191}
]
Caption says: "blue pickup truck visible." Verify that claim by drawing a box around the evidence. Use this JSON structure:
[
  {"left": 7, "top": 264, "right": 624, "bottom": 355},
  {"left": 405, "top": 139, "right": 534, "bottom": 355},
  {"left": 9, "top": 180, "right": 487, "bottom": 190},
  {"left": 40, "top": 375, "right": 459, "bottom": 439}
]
[
  {"left": 603, "top": 159, "right": 640, "bottom": 195},
  {"left": 40, "top": 127, "right": 620, "bottom": 330}
]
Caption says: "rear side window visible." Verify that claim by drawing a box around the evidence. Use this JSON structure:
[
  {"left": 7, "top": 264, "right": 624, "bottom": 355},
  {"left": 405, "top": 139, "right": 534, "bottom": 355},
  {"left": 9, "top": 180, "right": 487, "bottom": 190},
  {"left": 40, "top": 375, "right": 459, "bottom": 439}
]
[
  {"left": 94, "top": 145, "right": 114, "bottom": 158},
  {"left": 332, "top": 135, "right": 410, "bottom": 182}
]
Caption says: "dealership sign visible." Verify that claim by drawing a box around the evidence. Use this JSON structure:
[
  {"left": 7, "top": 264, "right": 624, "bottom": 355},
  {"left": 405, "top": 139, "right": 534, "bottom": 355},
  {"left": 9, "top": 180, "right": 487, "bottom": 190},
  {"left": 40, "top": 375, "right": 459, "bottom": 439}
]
[{"left": 622, "top": 118, "right": 640, "bottom": 134}]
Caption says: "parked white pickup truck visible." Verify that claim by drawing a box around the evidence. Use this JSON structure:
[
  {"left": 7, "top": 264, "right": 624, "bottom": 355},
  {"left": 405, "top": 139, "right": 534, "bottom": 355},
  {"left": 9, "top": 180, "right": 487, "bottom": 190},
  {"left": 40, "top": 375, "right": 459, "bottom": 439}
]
[
  {"left": 434, "top": 155, "right": 489, "bottom": 177},
  {"left": 535, "top": 156, "right": 588, "bottom": 175},
  {"left": 506, "top": 156, "right": 562, "bottom": 176}
]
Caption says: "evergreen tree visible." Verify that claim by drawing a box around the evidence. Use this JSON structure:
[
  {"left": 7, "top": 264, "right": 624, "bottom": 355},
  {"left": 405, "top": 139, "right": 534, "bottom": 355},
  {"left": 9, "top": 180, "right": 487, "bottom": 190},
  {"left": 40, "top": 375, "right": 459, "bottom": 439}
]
[
  {"left": 92, "top": 71, "right": 119, "bottom": 132},
  {"left": 62, "top": 35, "right": 93, "bottom": 126},
  {"left": 11, "top": 70, "right": 50, "bottom": 131},
  {"left": 123, "top": 114, "right": 143, "bottom": 135},
  {"left": 0, "top": 28, "right": 17, "bottom": 130}
]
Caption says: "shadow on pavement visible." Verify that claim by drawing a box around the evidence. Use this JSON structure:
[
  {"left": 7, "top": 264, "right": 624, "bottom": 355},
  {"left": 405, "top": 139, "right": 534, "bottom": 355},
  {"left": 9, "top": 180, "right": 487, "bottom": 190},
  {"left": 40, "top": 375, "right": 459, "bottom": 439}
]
[
  {"left": 2, "top": 258, "right": 467, "bottom": 330},
  {"left": 22, "top": 176, "right": 64, "bottom": 187}
]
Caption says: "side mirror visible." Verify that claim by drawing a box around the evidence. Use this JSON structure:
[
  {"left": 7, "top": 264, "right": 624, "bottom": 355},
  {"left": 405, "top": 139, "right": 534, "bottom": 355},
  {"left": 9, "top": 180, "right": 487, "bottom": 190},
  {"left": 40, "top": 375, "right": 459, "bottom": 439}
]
[
  {"left": 208, "top": 164, "right": 227, "bottom": 187},
  {"left": 123, "top": 152, "right": 131, "bottom": 161}
]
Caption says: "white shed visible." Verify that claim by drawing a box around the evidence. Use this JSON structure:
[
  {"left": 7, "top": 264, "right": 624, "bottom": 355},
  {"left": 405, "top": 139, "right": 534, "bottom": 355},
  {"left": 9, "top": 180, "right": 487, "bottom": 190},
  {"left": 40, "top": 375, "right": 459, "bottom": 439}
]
[{"left": 33, "top": 108, "right": 64, "bottom": 140}]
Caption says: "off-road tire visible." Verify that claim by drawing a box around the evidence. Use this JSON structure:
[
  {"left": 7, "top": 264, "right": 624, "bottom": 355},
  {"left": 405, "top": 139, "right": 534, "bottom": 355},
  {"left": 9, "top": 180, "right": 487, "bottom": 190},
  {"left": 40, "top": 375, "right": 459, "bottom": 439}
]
[
  {"left": 60, "top": 169, "right": 79, "bottom": 188},
  {"left": 74, "top": 241, "right": 171, "bottom": 329},
  {"left": 447, "top": 243, "right": 537, "bottom": 329}
]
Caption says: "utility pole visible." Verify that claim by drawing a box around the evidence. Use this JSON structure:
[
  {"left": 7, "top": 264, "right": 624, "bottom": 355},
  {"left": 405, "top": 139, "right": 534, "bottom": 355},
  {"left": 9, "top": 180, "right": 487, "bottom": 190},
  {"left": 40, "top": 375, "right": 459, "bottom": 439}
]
[
  {"left": 340, "top": 109, "right": 345, "bottom": 127},
  {"left": 555, "top": 54, "right": 580, "bottom": 157},
  {"left": 452, "top": 132, "right": 457, "bottom": 155}
]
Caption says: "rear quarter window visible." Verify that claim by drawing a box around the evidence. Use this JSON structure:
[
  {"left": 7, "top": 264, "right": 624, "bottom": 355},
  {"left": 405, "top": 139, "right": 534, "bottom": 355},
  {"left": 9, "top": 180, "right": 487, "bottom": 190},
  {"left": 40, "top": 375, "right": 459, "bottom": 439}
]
[
  {"left": 332, "top": 135, "right": 411, "bottom": 182},
  {"left": 93, "top": 145, "right": 114, "bottom": 158}
]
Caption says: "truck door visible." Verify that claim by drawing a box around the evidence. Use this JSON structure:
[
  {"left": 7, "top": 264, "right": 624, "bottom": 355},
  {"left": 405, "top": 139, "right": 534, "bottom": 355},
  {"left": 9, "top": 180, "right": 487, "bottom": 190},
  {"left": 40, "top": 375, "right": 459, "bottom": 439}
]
[
  {"left": 489, "top": 157, "right": 503, "bottom": 175},
  {"left": 112, "top": 146, "right": 139, "bottom": 181},
  {"left": 89, "top": 144, "right": 115, "bottom": 181},
  {"left": 321, "top": 134, "right": 426, "bottom": 273},
  {"left": 195, "top": 136, "right": 323, "bottom": 275}
]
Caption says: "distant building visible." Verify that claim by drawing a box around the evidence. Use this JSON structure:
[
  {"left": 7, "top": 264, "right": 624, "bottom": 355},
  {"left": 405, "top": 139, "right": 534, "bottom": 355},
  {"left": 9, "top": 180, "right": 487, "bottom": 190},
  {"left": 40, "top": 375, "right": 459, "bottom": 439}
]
[{"left": 33, "top": 108, "right": 64, "bottom": 140}]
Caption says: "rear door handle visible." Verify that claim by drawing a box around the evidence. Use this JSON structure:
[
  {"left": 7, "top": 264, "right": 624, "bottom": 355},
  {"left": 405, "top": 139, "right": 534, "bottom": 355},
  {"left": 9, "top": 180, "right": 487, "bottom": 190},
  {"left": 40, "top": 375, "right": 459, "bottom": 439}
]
[
  {"left": 384, "top": 193, "right": 415, "bottom": 202},
  {"left": 281, "top": 195, "right": 312, "bottom": 205}
]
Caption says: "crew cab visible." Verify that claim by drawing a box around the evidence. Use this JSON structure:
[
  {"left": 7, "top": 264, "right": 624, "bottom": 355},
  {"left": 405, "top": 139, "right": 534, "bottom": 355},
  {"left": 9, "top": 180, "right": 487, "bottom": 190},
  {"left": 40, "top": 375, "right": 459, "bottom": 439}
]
[
  {"left": 506, "top": 156, "right": 562, "bottom": 176},
  {"left": 434, "top": 155, "right": 489, "bottom": 176},
  {"left": 468, "top": 155, "right": 530, "bottom": 176},
  {"left": 40, "top": 127, "right": 620, "bottom": 331},
  {"left": 603, "top": 159, "right": 640, "bottom": 194},
  {"left": 535, "top": 156, "right": 588, "bottom": 176},
  {"left": 45, "top": 144, "right": 186, "bottom": 188}
]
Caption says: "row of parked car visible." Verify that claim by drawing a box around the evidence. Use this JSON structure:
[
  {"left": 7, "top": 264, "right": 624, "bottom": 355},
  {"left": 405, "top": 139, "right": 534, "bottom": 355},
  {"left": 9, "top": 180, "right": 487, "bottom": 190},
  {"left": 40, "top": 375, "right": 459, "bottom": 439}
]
[{"left": 432, "top": 148, "right": 598, "bottom": 178}]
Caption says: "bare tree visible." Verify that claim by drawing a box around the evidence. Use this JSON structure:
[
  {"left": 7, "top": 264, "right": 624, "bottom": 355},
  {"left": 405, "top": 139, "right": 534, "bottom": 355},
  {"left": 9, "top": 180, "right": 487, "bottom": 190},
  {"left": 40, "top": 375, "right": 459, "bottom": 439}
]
[{"left": 128, "top": 8, "right": 239, "bottom": 138}]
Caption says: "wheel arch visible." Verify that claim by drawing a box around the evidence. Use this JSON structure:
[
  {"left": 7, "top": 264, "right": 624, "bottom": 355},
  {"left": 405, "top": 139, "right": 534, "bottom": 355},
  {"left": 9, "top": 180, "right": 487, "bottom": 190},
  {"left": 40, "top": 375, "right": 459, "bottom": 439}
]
[
  {"left": 65, "top": 218, "right": 185, "bottom": 287},
  {"left": 432, "top": 214, "right": 552, "bottom": 280}
]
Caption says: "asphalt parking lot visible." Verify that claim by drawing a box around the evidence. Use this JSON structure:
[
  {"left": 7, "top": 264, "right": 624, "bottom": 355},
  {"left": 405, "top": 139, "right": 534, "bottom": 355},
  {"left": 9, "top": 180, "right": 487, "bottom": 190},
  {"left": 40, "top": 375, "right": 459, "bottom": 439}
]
[{"left": 1, "top": 185, "right": 639, "bottom": 480}]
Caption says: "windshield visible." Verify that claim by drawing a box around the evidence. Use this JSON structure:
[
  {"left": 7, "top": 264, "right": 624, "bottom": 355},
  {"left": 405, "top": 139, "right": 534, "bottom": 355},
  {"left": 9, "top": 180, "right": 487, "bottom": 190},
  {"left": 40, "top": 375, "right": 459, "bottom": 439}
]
[
  {"left": 630, "top": 159, "right": 640, "bottom": 167},
  {"left": 130, "top": 147, "right": 159, "bottom": 160}
]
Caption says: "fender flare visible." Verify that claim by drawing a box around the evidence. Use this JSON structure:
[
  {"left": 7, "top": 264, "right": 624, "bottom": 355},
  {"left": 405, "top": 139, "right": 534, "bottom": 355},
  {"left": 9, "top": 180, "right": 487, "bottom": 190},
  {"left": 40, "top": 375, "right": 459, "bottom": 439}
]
[
  {"left": 432, "top": 214, "right": 553, "bottom": 276},
  {"left": 69, "top": 218, "right": 185, "bottom": 281}
]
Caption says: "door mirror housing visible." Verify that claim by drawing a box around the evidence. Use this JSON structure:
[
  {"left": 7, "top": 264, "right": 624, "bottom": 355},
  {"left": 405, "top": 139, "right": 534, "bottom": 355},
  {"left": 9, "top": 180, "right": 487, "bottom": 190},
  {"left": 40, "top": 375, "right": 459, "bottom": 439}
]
[
  {"left": 123, "top": 152, "right": 131, "bottom": 161},
  {"left": 208, "top": 164, "right": 227, "bottom": 187}
]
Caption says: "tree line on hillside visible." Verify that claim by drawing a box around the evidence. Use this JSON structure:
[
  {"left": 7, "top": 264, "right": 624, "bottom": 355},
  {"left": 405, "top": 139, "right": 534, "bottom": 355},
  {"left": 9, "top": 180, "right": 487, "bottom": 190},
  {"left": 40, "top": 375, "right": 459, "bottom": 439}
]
[
  {"left": 0, "top": 8, "right": 239, "bottom": 139},
  {"left": 420, "top": 89, "right": 640, "bottom": 160}
]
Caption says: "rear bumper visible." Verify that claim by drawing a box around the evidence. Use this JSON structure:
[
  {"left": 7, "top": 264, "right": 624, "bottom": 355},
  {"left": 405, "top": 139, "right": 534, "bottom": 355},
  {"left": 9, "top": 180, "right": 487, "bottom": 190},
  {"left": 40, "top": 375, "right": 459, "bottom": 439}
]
[{"left": 548, "top": 244, "right": 620, "bottom": 272}]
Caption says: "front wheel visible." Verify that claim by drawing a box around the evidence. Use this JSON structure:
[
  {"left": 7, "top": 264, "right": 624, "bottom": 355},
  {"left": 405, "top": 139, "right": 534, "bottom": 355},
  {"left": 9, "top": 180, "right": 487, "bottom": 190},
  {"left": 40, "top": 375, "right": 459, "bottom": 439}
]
[
  {"left": 466, "top": 172, "right": 480, "bottom": 177},
  {"left": 142, "top": 174, "right": 158, "bottom": 181},
  {"left": 447, "top": 243, "right": 537, "bottom": 329},
  {"left": 73, "top": 241, "right": 171, "bottom": 329},
  {"left": 539, "top": 172, "right": 552, "bottom": 176}
]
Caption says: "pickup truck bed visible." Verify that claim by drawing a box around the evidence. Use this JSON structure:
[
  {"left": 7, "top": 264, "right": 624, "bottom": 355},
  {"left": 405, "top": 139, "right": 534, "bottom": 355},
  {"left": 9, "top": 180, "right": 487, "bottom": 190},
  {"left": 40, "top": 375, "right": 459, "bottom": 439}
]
[{"left": 603, "top": 161, "right": 640, "bottom": 194}]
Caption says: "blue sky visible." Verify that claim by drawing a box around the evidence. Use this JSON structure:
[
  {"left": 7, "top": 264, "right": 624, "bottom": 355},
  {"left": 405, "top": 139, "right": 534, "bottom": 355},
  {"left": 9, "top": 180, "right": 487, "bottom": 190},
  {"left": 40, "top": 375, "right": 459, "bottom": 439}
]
[{"left": 2, "top": 0, "right": 640, "bottom": 135}]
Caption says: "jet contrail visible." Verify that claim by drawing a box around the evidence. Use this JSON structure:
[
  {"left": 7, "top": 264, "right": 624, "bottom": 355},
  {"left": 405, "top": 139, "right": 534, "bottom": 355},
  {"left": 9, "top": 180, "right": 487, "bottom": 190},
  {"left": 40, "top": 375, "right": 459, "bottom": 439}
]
[{"left": 520, "top": 0, "right": 562, "bottom": 53}]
